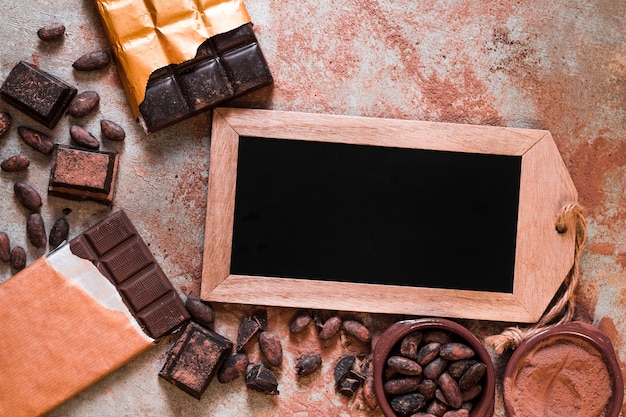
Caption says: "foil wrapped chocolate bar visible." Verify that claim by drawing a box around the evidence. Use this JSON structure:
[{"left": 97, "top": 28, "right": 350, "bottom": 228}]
[
  {"left": 94, "top": 0, "right": 272, "bottom": 133},
  {"left": 0, "top": 61, "right": 77, "bottom": 128},
  {"left": 0, "top": 209, "right": 188, "bottom": 416},
  {"left": 69, "top": 210, "right": 190, "bottom": 339}
]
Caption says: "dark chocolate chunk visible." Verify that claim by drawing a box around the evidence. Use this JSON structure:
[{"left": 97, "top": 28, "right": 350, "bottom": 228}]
[
  {"left": 218, "top": 352, "right": 249, "bottom": 383},
  {"left": 17, "top": 126, "right": 55, "bottom": 154},
  {"left": 338, "top": 377, "right": 362, "bottom": 397},
  {"left": 159, "top": 322, "right": 232, "bottom": 399},
  {"left": 334, "top": 354, "right": 356, "bottom": 386},
  {"left": 48, "top": 144, "right": 118, "bottom": 205},
  {"left": 1, "top": 61, "right": 77, "bottom": 128},
  {"left": 235, "top": 310, "right": 267, "bottom": 351},
  {"left": 69, "top": 210, "right": 190, "bottom": 339},
  {"left": 245, "top": 363, "right": 279, "bottom": 395},
  {"left": 138, "top": 23, "right": 272, "bottom": 132}
]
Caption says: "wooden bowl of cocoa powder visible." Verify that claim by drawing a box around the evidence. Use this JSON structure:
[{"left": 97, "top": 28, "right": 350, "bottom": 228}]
[
  {"left": 372, "top": 318, "right": 495, "bottom": 417},
  {"left": 503, "top": 321, "right": 624, "bottom": 417}
]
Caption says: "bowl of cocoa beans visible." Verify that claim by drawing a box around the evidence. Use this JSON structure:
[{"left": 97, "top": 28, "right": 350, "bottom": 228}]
[{"left": 372, "top": 318, "right": 495, "bottom": 417}]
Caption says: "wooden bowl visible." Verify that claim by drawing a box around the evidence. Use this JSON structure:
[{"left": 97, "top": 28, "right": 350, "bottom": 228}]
[
  {"left": 503, "top": 321, "right": 624, "bottom": 417},
  {"left": 373, "top": 318, "right": 495, "bottom": 417}
]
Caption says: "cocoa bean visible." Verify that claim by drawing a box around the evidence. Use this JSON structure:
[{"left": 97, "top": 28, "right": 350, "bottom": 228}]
[
  {"left": 362, "top": 375, "right": 378, "bottom": 409},
  {"left": 218, "top": 352, "right": 249, "bottom": 383},
  {"left": 426, "top": 399, "right": 448, "bottom": 417},
  {"left": 0, "top": 232, "right": 10, "bottom": 262},
  {"left": 0, "top": 112, "right": 11, "bottom": 137},
  {"left": 295, "top": 353, "right": 322, "bottom": 377},
  {"left": 438, "top": 372, "right": 462, "bottom": 409},
  {"left": 458, "top": 362, "right": 486, "bottom": 390},
  {"left": 384, "top": 377, "right": 421, "bottom": 395},
  {"left": 37, "top": 23, "right": 65, "bottom": 41},
  {"left": 342, "top": 319, "right": 371, "bottom": 343},
  {"left": 70, "top": 125, "right": 99, "bottom": 149},
  {"left": 72, "top": 50, "right": 111, "bottom": 71},
  {"left": 17, "top": 126, "right": 54, "bottom": 154},
  {"left": 48, "top": 217, "right": 69, "bottom": 249},
  {"left": 411, "top": 413, "right": 437, "bottom": 417},
  {"left": 423, "top": 357, "right": 448, "bottom": 380},
  {"left": 440, "top": 343, "right": 475, "bottom": 361},
  {"left": 235, "top": 310, "right": 266, "bottom": 351},
  {"left": 387, "top": 355, "right": 423, "bottom": 376},
  {"left": 400, "top": 331, "right": 423, "bottom": 360},
  {"left": 10, "top": 246, "right": 26, "bottom": 270},
  {"left": 447, "top": 359, "right": 477, "bottom": 379},
  {"left": 14, "top": 181, "right": 42, "bottom": 211},
  {"left": 289, "top": 309, "right": 312, "bottom": 333},
  {"left": 417, "top": 342, "right": 441, "bottom": 366},
  {"left": 318, "top": 315, "right": 341, "bottom": 340},
  {"left": 461, "top": 384, "right": 482, "bottom": 402},
  {"left": 417, "top": 378, "right": 438, "bottom": 400},
  {"left": 27, "top": 213, "right": 47, "bottom": 248},
  {"left": 1, "top": 154, "right": 30, "bottom": 172},
  {"left": 390, "top": 393, "right": 426, "bottom": 416},
  {"left": 68, "top": 91, "right": 100, "bottom": 118},
  {"left": 184, "top": 298, "right": 214, "bottom": 327},
  {"left": 258, "top": 331, "right": 283, "bottom": 367},
  {"left": 100, "top": 119, "right": 126, "bottom": 141}
]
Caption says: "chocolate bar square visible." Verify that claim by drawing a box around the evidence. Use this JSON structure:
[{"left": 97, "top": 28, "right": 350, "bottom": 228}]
[
  {"left": 48, "top": 144, "right": 119, "bottom": 205},
  {"left": 69, "top": 210, "right": 190, "bottom": 339},
  {"left": 159, "top": 322, "right": 233, "bottom": 399},
  {"left": 138, "top": 23, "right": 272, "bottom": 132},
  {"left": 0, "top": 61, "right": 77, "bottom": 128}
]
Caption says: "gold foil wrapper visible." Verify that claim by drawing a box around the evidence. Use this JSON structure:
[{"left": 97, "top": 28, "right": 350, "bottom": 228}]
[{"left": 95, "top": 0, "right": 251, "bottom": 117}]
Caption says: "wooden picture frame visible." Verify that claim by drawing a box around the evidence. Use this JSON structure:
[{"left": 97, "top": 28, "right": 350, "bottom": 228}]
[{"left": 201, "top": 108, "right": 578, "bottom": 323}]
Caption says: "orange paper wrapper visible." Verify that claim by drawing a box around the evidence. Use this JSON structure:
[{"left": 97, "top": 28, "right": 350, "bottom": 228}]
[
  {"left": 0, "top": 245, "right": 154, "bottom": 417},
  {"left": 94, "top": 0, "right": 251, "bottom": 117}
]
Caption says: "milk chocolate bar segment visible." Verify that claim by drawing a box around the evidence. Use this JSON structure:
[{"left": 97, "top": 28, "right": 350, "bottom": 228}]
[
  {"left": 69, "top": 210, "right": 189, "bottom": 339},
  {"left": 0, "top": 61, "right": 77, "bottom": 128}
]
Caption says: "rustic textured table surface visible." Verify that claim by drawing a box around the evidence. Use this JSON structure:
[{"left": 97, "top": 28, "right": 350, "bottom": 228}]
[{"left": 1, "top": 0, "right": 625, "bottom": 416}]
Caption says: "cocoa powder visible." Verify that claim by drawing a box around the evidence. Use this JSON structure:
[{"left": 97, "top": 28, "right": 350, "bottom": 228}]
[{"left": 504, "top": 336, "right": 612, "bottom": 417}]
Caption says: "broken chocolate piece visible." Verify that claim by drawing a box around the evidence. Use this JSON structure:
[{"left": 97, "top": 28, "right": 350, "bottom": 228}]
[
  {"left": 218, "top": 352, "right": 249, "bottom": 383},
  {"left": 48, "top": 144, "right": 118, "bottom": 205},
  {"left": 334, "top": 354, "right": 356, "bottom": 387},
  {"left": 245, "top": 363, "right": 279, "bottom": 395},
  {"left": 138, "top": 23, "right": 272, "bottom": 132},
  {"left": 69, "top": 210, "right": 190, "bottom": 338},
  {"left": 1, "top": 61, "right": 76, "bottom": 128},
  {"left": 235, "top": 309, "right": 267, "bottom": 351},
  {"left": 338, "top": 377, "right": 362, "bottom": 397},
  {"left": 159, "top": 322, "right": 232, "bottom": 399}
]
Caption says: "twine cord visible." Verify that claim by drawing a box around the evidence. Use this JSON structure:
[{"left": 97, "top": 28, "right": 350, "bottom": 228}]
[{"left": 485, "top": 202, "right": 587, "bottom": 354}]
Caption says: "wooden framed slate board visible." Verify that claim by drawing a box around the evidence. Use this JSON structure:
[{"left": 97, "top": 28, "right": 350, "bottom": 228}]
[{"left": 201, "top": 108, "right": 578, "bottom": 322}]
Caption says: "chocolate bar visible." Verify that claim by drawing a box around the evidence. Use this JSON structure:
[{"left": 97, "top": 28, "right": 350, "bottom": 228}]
[
  {"left": 69, "top": 210, "right": 190, "bottom": 339},
  {"left": 0, "top": 61, "right": 77, "bottom": 128},
  {"left": 138, "top": 23, "right": 272, "bottom": 132},
  {"left": 159, "top": 322, "right": 233, "bottom": 399},
  {"left": 48, "top": 144, "right": 119, "bottom": 205}
]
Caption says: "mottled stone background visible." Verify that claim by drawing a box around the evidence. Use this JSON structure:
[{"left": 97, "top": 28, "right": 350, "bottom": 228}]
[{"left": 0, "top": 0, "right": 624, "bottom": 415}]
